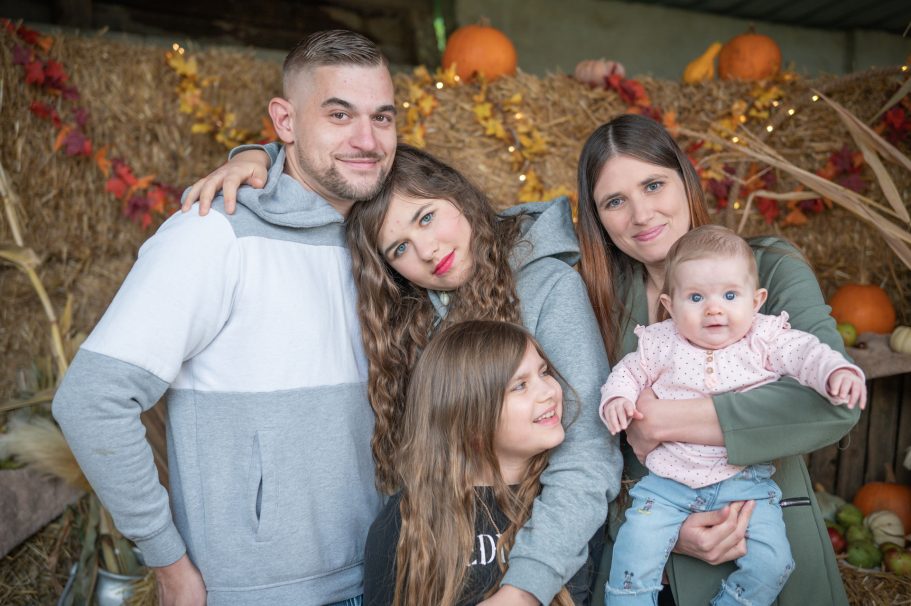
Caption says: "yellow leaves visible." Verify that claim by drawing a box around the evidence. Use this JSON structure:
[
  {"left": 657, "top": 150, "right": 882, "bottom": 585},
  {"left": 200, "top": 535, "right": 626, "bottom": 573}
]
[
  {"left": 473, "top": 102, "right": 493, "bottom": 121},
  {"left": 434, "top": 63, "right": 461, "bottom": 87},
  {"left": 191, "top": 122, "right": 213, "bottom": 134},
  {"left": 417, "top": 94, "right": 437, "bottom": 117},
  {"left": 517, "top": 170, "right": 574, "bottom": 204},
  {"left": 166, "top": 52, "right": 198, "bottom": 78},
  {"left": 401, "top": 122, "right": 426, "bottom": 148}
]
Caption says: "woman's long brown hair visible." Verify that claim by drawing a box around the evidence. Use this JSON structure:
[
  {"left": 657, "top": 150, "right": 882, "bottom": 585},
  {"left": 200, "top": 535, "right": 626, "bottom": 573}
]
[
  {"left": 575, "top": 114, "right": 711, "bottom": 362},
  {"left": 347, "top": 145, "right": 523, "bottom": 494},
  {"left": 393, "top": 320, "right": 574, "bottom": 606}
]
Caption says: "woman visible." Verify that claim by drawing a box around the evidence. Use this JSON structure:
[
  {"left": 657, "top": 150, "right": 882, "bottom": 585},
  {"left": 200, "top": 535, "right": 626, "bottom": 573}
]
[
  {"left": 185, "top": 143, "right": 622, "bottom": 605},
  {"left": 576, "top": 114, "right": 859, "bottom": 605}
]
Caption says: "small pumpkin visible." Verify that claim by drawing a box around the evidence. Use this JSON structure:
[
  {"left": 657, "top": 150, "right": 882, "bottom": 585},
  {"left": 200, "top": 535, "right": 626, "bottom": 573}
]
[
  {"left": 442, "top": 21, "right": 517, "bottom": 82},
  {"left": 829, "top": 283, "right": 896, "bottom": 335},
  {"left": 717, "top": 28, "right": 781, "bottom": 81},
  {"left": 683, "top": 42, "right": 722, "bottom": 84},
  {"left": 574, "top": 59, "right": 625, "bottom": 87},
  {"left": 890, "top": 325, "right": 911, "bottom": 354},
  {"left": 853, "top": 466, "right": 911, "bottom": 533},
  {"left": 814, "top": 483, "right": 846, "bottom": 522}
]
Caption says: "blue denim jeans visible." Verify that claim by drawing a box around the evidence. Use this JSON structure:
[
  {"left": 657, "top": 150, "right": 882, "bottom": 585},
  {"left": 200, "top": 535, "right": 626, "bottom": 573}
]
[
  {"left": 325, "top": 595, "right": 363, "bottom": 606},
  {"left": 606, "top": 465, "right": 794, "bottom": 606}
]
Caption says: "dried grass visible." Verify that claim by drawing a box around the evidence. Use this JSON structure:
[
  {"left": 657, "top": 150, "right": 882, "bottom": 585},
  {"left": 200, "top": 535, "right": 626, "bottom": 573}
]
[{"left": 839, "top": 560, "right": 911, "bottom": 605}]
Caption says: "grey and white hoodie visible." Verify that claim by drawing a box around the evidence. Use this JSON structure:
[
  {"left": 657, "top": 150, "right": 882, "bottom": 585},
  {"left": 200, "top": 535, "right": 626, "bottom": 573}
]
[{"left": 53, "top": 147, "right": 380, "bottom": 605}]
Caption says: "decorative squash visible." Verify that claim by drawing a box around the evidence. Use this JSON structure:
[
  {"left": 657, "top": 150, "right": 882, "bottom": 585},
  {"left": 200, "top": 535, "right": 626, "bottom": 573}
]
[
  {"left": 890, "top": 325, "right": 911, "bottom": 354},
  {"left": 717, "top": 28, "right": 781, "bottom": 81},
  {"left": 683, "top": 42, "right": 722, "bottom": 84},
  {"left": 574, "top": 59, "right": 626, "bottom": 87},
  {"left": 442, "top": 22, "right": 517, "bottom": 82},
  {"left": 853, "top": 466, "right": 911, "bottom": 533},
  {"left": 863, "top": 510, "right": 906, "bottom": 547},
  {"left": 829, "top": 283, "right": 896, "bottom": 335}
]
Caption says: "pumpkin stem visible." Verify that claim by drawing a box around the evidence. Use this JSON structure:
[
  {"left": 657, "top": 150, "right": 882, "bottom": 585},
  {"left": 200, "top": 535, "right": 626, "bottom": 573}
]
[
  {"left": 885, "top": 463, "right": 897, "bottom": 483},
  {"left": 477, "top": 16, "right": 491, "bottom": 28}
]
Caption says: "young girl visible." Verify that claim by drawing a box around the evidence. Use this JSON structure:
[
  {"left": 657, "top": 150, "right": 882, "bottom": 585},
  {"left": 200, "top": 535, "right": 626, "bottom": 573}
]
[
  {"left": 363, "top": 320, "right": 592, "bottom": 606},
  {"left": 599, "top": 225, "right": 865, "bottom": 606}
]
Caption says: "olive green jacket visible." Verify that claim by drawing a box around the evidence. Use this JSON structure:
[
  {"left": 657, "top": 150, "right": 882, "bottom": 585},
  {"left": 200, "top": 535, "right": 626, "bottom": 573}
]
[{"left": 602, "top": 237, "right": 859, "bottom": 606}]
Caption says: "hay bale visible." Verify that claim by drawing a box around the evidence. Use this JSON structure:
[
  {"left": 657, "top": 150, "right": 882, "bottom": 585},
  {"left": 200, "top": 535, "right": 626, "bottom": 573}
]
[{"left": 1, "top": 27, "right": 909, "bottom": 404}]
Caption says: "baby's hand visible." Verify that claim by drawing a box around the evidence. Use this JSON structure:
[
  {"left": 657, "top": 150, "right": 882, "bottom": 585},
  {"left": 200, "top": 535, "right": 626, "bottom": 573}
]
[
  {"left": 601, "top": 397, "right": 643, "bottom": 435},
  {"left": 827, "top": 369, "right": 867, "bottom": 410}
]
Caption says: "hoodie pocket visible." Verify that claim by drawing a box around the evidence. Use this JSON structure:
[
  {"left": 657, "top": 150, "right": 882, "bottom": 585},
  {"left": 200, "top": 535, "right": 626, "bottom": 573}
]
[{"left": 247, "top": 430, "right": 279, "bottom": 542}]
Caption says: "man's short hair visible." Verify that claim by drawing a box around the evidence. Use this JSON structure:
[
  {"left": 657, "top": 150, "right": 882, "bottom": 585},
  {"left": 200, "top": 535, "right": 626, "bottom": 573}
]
[{"left": 283, "top": 30, "right": 387, "bottom": 93}]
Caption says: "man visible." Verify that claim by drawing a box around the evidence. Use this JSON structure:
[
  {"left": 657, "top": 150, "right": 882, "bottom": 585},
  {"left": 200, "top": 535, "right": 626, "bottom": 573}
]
[{"left": 53, "top": 30, "right": 396, "bottom": 605}]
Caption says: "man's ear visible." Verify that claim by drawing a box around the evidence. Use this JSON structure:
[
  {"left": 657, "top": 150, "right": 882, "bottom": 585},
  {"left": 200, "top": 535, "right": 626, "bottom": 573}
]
[
  {"left": 753, "top": 287, "right": 768, "bottom": 312},
  {"left": 659, "top": 293, "right": 674, "bottom": 319},
  {"left": 268, "top": 97, "right": 295, "bottom": 144}
]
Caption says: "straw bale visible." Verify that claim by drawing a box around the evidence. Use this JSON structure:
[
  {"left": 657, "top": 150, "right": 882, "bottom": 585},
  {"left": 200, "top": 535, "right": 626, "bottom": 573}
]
[
  {"left": 2, "top": 28, "right": 910, "bottom": 405},
  {"left": 838, "top": 560, "right": 911, "bottom": 605}
]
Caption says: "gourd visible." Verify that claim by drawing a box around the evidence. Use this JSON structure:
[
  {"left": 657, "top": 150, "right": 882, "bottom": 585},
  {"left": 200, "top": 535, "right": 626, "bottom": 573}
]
[
  {"left": 829, "top": 283, "right": 896, "bottom": 335},
  {"left": 574, "top": 59, "right": 625, "bottom": 87},
  {"left": 717, "top": 28, "right": 781, "bottom": 81},
  {"left": 683, "top": 42, "right": 722, "bottom": 83},
  {"left": 854, "top": 465, "right": 911, "bottom": 533},
  {"left": 890, "top": 325, "right": 911, "bottom": 354},
  {"left": 864, "top": 510, "right": 906, "bottom": 547},
  {"left": 442, "top": 21, "right": 517, "bottom": 81}
]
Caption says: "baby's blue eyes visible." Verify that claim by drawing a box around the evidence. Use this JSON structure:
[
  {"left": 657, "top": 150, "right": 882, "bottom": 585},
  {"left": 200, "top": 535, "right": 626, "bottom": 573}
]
[
  {"left": 645, "top": 181, "right": 662, "bottom": 192},
  {"left": 393, "top": 243, "right": 407, "bottom": 257},
  {"left": 419, "top": 211, "right": 434, "bottom": 225},
  {"left": 724, "top": 291, "right": 737, "bottom": 300},
  {"left": 689, "top": 293, "right": 703, "bottom": 303}
]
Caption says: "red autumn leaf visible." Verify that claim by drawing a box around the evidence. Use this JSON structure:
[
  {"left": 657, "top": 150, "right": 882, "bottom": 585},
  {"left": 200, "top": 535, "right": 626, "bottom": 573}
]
[
  {"left": 113, "top": 161, "right": 137, "bottom": 186},
  {"left": 817, "top": 160, "right": 837, "bottom": 181},
  {"left": 62, "top": 86, "right": 80, "bottom": 101},
  {"left": 756, "top": 197, "right": 779, "bottom": 224},
  {"left": 105, "top": 176, "right": 129, "bottom": 199},
  {"left": 29, "top": 100, "right": 53, "bottom": 120},
  {"left": 837, "top": 173, "right": 867, "bottom": 194},
  {"left": 885, "top": 107, "right": 905, "bottom": 131},
  {"left": 25, "top": 60, "right": 45, "bottom": 85},
  {"left": 62, "top": 128, "right": 92, "bottom": 156},
  {"left": 72, "top": 107, "right": 89, "bottom": 128},
  {"left": 16, "top": 24, "right": 41, "bottom": 46},
  {"left": 44, "top": 60, "right": 68, "bottom": 85},
  {"left": 11, "top": 44, "right": 31, "bottom": 66}
]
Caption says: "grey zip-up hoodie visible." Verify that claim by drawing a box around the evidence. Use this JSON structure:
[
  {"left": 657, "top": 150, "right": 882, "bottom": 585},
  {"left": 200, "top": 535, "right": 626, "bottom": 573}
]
[
  {"left": 429, "top": 199, "right": 622, "bottom": 603},
  {"left": 53, "top": 147, "right": 380, "bottom": 605}
]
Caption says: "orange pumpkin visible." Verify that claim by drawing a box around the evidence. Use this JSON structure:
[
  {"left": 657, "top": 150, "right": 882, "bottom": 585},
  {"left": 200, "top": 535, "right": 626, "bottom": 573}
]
[
  {"left": 854, "top": 479, "right": 911, "bottom": 533},
  {"left": 442, "top": 23, "right": 517, "bottom": 81},
  {"left": 717, "top": 29, "right": 781, "bottom": 81},
  {"left": 829, "top": 283, "right": 896, "bottom": 335}
]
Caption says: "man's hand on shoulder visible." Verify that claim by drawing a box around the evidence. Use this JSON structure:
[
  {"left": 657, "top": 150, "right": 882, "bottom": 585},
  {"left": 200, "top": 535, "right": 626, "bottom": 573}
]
[{"left": 155, "top": 554, "right": 206, "bottom": 606}]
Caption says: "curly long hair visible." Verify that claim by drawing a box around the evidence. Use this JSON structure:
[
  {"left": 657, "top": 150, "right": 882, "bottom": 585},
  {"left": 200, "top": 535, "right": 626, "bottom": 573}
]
[
  {"left": 347, "top": 144, "right": 523, "bottom": 493},
  {"left": 575, "top": 114, "right": 711, "bottom": 362},
  {"left": 393, "top": 321, "right": 574, "bottom": 606}
]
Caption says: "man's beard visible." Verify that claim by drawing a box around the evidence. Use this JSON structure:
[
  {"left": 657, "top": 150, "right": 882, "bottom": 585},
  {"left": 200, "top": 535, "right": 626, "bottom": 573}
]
[{"left": 297, "top": 148, "right": 389, "bottom": 202}]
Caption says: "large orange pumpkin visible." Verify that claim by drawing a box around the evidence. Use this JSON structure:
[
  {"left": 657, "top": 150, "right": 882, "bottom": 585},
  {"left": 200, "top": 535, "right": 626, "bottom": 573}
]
[
  {"left": 829, "top": 283, "right": 896, "bottom": 334},
  {"left": 854, "top": 479, "right": 911, "bottom": 533},
  {"left": 442, "top": 23, "right": 517, "bottom": 81},
  {"left": 717, "top": 29, "right": 781, "bottom": 81}
]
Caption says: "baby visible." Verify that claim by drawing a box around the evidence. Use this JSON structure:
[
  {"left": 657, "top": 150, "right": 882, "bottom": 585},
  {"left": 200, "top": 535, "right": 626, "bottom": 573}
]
[{"left": 601, "top": 225, "right": 864, "bottom": 606}]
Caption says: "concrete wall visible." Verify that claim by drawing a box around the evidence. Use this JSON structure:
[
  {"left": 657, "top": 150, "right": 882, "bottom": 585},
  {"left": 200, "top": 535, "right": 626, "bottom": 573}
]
[{"left": 456, "top": 0, "right": 911, "bottom": 79}]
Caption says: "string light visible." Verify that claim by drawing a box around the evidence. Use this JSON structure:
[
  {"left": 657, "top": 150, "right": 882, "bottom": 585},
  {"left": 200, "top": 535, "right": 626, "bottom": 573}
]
[
  {"left": 402, "top": 101, "right": 411, "bottom": 109},
  {"left": 739, "top": 115, "right": 747, "bottom": 123},
  {"left": 812, "top": 95, "right": 820, "bottom": 102},
  {"left": 787, "top": 108, "right": 796, "bottom": 116},
  {"left": 766, "top": 125, "right": 774, "bottom": 133},
  {"left": 772, "top": 100, "right": 780, "bottom": 107},
  {"left": 435, "top": 82, "right": 443, "bottom": 89},
  {"left": 733, "top": 202, "right": 741, "bottom": 210},
  {"left": 507, "top": 145, "right": 516, "bottom": 152},
  {"left": 731, "top": 136, "right": 739, "bottom": 143},
  {"left": 514, "top": 112, "right": 524, "bottom": 120},
  {"left": 518, "top": 174, "right": 527, "bottom": 182},
  {"left": 454, "top": 75, "right": 461, "bottom": 81},
  {"left": 903, "top": 65, "right": 909, "bottom": 72}
]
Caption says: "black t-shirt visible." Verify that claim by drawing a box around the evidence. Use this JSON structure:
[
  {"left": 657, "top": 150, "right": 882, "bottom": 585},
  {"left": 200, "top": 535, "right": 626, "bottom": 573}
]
[{"left": 363, "top": 487, "right": 602, "bottom": 606}]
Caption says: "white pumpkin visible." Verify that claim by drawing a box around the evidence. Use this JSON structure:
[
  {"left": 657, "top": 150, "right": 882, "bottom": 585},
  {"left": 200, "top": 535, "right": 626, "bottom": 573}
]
[
  {"left": 864, "top": 510, "right": 906, "bottom": 547},
  {"left": 890, "top": 325, "right": 911, "bottom": 354}
]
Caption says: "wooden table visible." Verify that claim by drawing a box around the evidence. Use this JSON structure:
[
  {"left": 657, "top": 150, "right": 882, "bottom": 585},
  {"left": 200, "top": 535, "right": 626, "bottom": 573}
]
[{"left": 808, "top": 334, "right": 911, "bottom": 500}]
